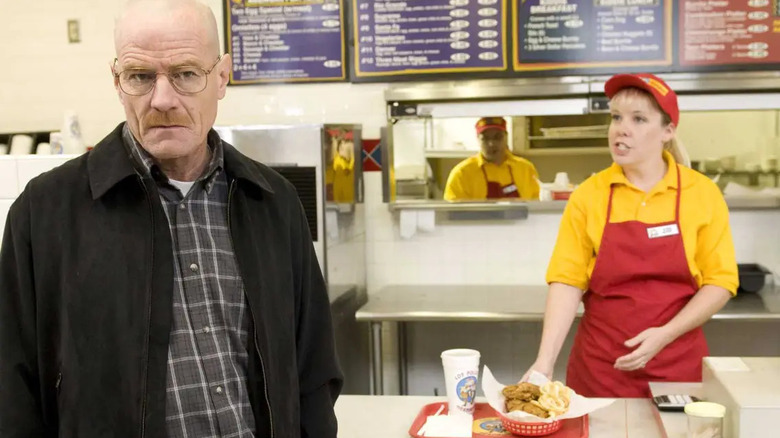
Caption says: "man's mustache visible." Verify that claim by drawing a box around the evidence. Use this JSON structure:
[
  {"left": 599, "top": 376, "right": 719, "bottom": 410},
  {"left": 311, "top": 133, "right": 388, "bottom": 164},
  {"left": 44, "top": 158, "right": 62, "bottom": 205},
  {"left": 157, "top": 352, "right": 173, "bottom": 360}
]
[{"left": 144, "top": 112, "right": 190, "bottom": 128}]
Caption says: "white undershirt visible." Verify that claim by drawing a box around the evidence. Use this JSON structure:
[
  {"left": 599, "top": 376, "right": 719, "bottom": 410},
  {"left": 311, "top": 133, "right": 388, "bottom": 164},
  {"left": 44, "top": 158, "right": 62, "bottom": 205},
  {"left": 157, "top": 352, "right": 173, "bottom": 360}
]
[{"left": 168, "top": 179, "right": 196, "bottom": 197}]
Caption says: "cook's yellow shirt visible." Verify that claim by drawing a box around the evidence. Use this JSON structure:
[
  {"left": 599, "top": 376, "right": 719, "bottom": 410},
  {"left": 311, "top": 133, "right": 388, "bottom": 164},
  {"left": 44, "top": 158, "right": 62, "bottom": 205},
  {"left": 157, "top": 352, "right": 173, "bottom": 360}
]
[
  {"left": 546, "top": 151, "right": 738, "bottom": 295},
  {"left": 444, "top": 152, "right": 540, "bottom": 201},
  {"left": 325, "top": 154, "right": 355, "bottom": 202}
]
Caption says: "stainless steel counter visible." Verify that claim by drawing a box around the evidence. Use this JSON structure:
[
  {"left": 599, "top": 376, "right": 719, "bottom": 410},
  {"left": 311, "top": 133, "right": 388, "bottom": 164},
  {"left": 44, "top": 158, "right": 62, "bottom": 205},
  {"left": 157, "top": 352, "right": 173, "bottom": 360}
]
[
  {"left": 357, "top": 285, "right": 780, "bottom": 322},
  {"left": 389, "top": 195, "right": 780, "bottom": 214},
  {"left": 357, "top": 285, "right": 780, "bottom": 395},
  {"left": 335, "top": 395, "right": 666, "bottom": 438}
]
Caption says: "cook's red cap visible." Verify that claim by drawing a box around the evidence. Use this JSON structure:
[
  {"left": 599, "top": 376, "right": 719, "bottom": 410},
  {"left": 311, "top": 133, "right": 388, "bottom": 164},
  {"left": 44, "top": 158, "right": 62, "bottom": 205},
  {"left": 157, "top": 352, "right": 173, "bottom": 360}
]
[{"left": 475, "top": 117, "right": 507, "bottom": 134}]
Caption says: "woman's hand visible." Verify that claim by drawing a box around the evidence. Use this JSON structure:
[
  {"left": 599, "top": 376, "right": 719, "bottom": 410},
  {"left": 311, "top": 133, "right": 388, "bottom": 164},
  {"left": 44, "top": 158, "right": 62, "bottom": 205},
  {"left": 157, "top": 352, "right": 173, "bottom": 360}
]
[
  {"left": 614, "top": 326, "right": 675, "bottom": 371},
  {"left": 520, "top": 359, "right": 554, "bottom": 383}
]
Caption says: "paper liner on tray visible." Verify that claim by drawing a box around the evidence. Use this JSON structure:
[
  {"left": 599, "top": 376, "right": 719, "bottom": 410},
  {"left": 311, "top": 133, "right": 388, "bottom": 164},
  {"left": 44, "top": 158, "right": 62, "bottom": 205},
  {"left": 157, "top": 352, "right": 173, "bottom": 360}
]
[{"left": 481, "top": 365, "right": 616, "bottom": 423}]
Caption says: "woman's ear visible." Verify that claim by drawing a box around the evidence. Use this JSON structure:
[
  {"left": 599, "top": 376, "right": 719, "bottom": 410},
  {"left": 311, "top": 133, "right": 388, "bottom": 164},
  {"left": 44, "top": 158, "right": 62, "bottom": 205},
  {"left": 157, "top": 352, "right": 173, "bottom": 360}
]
[{"left": 662, "top": 123, "right": 675, "bottom": 144}]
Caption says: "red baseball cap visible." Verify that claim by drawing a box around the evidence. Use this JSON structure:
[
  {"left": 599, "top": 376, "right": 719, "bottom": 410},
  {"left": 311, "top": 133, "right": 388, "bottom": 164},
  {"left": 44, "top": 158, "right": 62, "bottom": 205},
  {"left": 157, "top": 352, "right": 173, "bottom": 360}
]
[
  {"left": 604, "top": 73, "right": 679, "bottom": 126},
  {"left": 475, "top": 117, "right": 507, "bottom": 134}
]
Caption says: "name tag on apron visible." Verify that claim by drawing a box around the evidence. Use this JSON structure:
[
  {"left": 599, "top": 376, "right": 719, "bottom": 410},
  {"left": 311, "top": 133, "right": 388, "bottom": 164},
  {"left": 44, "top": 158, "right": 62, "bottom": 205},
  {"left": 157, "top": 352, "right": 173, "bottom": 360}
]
[
  {"left": 502, "top": 184, "right": 518, "bottom": 194},
  {"left": 647, "top": 224, "right": 679, "bottom": 239}
]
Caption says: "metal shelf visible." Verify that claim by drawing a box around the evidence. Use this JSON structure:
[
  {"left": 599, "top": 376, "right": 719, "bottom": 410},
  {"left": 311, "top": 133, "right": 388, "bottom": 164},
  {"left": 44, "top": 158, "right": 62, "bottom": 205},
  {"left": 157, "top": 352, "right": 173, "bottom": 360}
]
[
  {"left": 423, "top": 150, "right": 476, "bottom": 159},
  {"left": 518, "top": 147, "right": 610, "bottom": 156},
  {"left": 528, "top": 135, "right": 607, "bottom": 140}
]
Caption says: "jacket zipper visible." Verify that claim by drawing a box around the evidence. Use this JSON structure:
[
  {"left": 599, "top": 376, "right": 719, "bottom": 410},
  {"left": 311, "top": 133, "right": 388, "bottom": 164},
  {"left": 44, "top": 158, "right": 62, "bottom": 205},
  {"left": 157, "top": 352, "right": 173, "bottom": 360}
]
[
  {"left": 138, "top": 176, "right": 154, "bottom": 438},
  {"left": 227, "top": 179, "right": 275, "bottom": 438}
]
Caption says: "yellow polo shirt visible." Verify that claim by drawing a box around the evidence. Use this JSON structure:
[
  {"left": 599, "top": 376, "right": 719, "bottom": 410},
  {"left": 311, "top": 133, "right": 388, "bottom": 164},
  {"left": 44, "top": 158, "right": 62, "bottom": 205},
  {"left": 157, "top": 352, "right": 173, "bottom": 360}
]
[
  {"left": 546, "top": 151, "right": 738, "bottom": 295},
  {"left": 444, "top": 152, "right": 540, "bottom": 201},
  {"left": 325, "top": 154, "right": 354, "bottom": 202}
]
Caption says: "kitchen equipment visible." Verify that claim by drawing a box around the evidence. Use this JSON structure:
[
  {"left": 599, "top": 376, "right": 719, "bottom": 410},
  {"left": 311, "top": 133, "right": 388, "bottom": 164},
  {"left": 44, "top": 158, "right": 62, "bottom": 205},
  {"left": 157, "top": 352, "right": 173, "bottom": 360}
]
[
  {"left": 684, "top": 402, "right": 725, "bottom": 438},
  {"left": 736, "top": 263, "right": 770, "bottom": 294},
  {"left": 551, "top": 190, "right": 573, "bottom": 201},
  {"left": 719, "top": 156, "right": 736, "bottom": 172},
  {"left": 702, "top": 357, "right": 780, "bottom": 438},
  {"left": 702, "top": 158, "right": 720, "bottom": 173},
  {"left": 539, "top": 125, "right": 608, "bottom": 138},
  {"left": 653, "top": 394, "right": 701, "bottom": 412},
  {"left": 762, "top": 156, "right": 777, "bottom": 172}
]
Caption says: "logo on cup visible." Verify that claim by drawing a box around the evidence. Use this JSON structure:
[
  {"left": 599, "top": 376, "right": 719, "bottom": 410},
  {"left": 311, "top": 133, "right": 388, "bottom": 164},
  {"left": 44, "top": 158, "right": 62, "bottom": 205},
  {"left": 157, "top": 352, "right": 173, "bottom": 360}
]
[{"left": 456, "top": 375, "right": 477, "bottom": 408}]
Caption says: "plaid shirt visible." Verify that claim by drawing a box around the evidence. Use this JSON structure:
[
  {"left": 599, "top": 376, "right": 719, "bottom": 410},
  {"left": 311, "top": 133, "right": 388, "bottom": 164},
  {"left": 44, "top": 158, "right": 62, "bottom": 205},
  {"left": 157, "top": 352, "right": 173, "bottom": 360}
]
[{"left": 122, "top": 126, "right": 256, "bottom": 438}]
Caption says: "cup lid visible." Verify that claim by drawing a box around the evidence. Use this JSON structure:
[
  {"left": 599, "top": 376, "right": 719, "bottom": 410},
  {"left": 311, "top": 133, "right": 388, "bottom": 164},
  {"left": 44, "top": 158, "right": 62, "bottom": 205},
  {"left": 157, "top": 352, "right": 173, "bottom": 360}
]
[
  {"left": 440, "top": 348, "right": 480, "bottom": 359},
  {"left": 684, "top": 402, "right": 726, "bottom": 418}
]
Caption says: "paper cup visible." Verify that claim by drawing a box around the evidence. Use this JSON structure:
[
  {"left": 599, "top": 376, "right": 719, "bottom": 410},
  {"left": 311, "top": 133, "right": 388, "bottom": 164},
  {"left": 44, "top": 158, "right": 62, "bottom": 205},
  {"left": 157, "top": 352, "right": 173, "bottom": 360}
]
[
  {"left": 10, "top": 134, "right": 33, "bottom": 155},
  {"left": 441, "top": 349, "right": 480, "bottom": 418},
  {"left": 36, "top": 143, "right": 51, "bottom": 155},
  {"left": 554, "top": 172, "right": 570, "bottom": 187}
]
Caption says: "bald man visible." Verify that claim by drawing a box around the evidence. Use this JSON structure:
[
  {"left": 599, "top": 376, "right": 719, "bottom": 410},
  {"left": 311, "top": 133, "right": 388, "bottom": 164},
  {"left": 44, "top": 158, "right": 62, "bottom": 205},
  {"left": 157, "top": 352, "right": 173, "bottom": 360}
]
[{"left": 0, "top": 1, "right": 342, "bottom": 437}]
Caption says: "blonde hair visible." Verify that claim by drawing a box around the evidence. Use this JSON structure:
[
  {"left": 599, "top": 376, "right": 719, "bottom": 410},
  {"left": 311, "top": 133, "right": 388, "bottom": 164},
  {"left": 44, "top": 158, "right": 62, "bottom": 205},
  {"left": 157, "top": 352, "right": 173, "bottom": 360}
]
[
  {"left": 611, "top": 88, "right": 690, "bottom": 168},
  {"left": 665, "top": 134, "right": 690, "bottom": 168}
]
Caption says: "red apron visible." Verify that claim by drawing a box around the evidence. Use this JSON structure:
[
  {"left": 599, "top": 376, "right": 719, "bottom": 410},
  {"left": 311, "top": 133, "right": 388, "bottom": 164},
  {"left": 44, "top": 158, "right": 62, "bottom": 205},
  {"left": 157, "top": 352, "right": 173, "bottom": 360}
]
[
  {"left": 326, "top": 183, "right": 334, "bottom": 201},
  {"left": 566, "top": 165, "right": 707, "bottom": 398},
  {"left": 481, "top": 165, "right": 520, "bottom": 199}
]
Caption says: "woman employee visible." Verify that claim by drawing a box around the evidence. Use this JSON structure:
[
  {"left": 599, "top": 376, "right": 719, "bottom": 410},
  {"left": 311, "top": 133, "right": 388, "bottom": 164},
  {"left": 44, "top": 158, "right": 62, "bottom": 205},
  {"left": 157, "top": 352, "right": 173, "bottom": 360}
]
[
  {"left": 444, "top": 117, "right": 539, "bottom": 201},
  {"left": 525, "top": 73, "right": 738, "bottom": 397}
]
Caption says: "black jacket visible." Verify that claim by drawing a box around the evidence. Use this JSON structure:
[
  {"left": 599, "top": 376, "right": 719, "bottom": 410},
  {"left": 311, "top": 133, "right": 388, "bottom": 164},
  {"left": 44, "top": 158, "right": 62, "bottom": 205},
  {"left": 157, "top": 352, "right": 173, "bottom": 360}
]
[{"left": 0, "top": 123, "right": 343, "bottom": 437}]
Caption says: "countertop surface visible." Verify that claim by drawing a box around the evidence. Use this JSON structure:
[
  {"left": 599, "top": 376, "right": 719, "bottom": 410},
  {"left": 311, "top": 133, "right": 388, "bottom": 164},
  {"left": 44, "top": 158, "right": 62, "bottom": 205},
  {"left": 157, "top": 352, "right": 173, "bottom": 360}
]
[
  {"left": 334, "top": 395, "right": 665, "bottom": 438},
  {"left": 356, "top": 284, "right": 780, "bottom": 322}
]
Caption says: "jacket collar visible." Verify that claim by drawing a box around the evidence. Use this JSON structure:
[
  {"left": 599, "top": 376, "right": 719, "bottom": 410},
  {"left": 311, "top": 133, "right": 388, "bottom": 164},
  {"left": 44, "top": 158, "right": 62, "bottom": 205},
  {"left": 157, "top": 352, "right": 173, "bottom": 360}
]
[
  {"left": 222, "top": 141, "right": 274, "bottom": 194},
  {"left": 88, "top": 122, "right": 274, "bottom": 200}
]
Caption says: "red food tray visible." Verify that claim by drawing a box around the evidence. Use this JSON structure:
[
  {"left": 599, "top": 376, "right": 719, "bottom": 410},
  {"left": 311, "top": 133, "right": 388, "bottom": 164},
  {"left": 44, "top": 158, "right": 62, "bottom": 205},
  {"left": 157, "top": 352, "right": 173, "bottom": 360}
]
[{"left": 408, "top": 402, "right": 588, "bottom": 438}]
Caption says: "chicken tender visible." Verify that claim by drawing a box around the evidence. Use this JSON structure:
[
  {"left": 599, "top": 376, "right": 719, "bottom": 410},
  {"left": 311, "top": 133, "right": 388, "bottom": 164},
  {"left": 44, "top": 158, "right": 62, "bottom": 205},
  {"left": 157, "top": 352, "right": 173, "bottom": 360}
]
[
  {"left": 506, "top": 399, "right": 550, "bottom": 418},
  {"left": 501, "top": 382, "right": 541, "bottom": 402}
]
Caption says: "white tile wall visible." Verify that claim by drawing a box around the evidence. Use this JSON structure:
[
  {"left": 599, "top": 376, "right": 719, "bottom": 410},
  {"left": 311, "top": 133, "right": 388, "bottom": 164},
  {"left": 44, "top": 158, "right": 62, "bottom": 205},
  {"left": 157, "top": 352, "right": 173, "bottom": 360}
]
[{"left": 365, "top": 173, "right": 564, "bottom": 292}]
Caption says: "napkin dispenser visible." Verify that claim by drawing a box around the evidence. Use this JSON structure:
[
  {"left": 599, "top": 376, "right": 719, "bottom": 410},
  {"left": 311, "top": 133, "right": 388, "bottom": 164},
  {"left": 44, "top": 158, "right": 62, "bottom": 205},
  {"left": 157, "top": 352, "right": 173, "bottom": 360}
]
[{"left": 702, "top": 357, "right": 780, "bottom": 438}]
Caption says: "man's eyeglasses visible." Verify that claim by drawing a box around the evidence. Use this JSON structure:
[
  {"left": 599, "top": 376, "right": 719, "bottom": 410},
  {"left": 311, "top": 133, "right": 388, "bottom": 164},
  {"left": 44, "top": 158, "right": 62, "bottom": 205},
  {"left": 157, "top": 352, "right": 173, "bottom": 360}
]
[{"left": 113, "top": 56, "right": 222, "bottom": 96}]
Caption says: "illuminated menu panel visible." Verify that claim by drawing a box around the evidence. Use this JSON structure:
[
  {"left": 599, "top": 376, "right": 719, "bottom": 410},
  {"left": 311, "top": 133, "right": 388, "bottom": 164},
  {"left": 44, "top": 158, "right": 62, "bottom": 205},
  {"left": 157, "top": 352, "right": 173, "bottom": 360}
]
[
  {"left": 514, "top": 0, "right": 672, "bottom": 71},
  {"left": 227, "top": 0, "right": 346, "bottom": 84},
  {"left": 679, "top": 0, "right": 780, "bottom": 66},
  {"left": 353, "top": 0, "right": 508, "bottom": 77}
]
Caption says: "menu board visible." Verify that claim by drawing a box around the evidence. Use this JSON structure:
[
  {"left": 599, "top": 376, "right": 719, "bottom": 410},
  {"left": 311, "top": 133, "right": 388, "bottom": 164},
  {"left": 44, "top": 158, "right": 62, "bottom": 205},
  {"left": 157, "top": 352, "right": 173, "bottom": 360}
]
[
  {"left": 514, "top": 0, "right": 672, "bottom": 71},
  {"left": 679, "top": 0, "right": 780, "bottom": 67},
  {"left": 226, "top": 0, "right": 346, "bottom": 84},
  {"left": 352, "top": 0, "right": 508, "bottom": 77}
]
